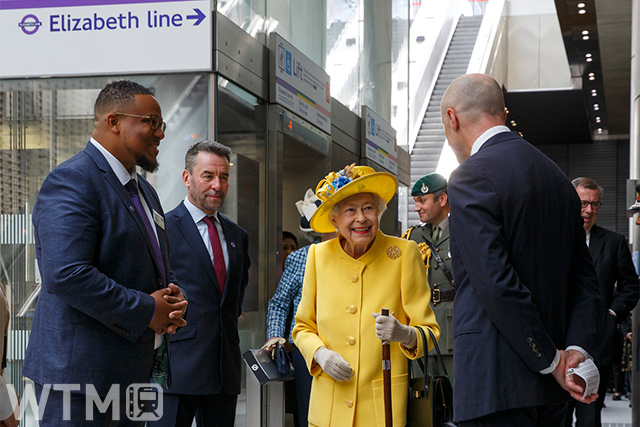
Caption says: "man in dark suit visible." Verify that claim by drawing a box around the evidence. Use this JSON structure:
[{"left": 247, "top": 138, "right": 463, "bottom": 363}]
[
  {"left": 403, "top": 173, "right": 455, "bottom": 379},
  {"left": 24, "top": 80, "right": 187, "bottom": 425},
  {"left": 156, "top": 141, "right": 250, "bottom": 427},
  {"left": 443, "top": 73, "right": 601, "bottom": 426},
  {"left": 565, "top": 177, "right": 639, "bottom": 426}
]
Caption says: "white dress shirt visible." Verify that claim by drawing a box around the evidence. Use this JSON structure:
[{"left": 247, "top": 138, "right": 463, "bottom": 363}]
[{"left": 183, "top": 196, "right": 229, "bottom": 270}]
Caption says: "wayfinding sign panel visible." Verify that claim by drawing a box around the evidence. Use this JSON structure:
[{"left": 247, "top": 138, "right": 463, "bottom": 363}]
[
  {"left": 361, "top": 106, "right": 398, "bottom": 174},
  {"left": 269, "top": 33, "right": 331, "bottom": 135},
  {"left": 0, "top": 0, "right": 211, "bottom": 78}
]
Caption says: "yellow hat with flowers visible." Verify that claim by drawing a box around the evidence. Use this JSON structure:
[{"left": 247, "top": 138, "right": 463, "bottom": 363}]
[{"left": 310, "top": 163, "right": 397, "bottom": 233}]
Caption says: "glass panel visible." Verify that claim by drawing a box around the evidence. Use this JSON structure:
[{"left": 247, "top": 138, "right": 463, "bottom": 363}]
[
  {"left": 326, "top": 0, "right": 362, "bottom": 112},
  {"left": 216, "top": 76, "right": 267, "bottom": 427},
  {"left": 216, "top": 0, "right": 268, "bottom": 43},
  {"left": 392, "top": 0, "right": 410, "bottom": 147},
  {"left": 216, "top": 0, "right": 325, "bottom": 65}
]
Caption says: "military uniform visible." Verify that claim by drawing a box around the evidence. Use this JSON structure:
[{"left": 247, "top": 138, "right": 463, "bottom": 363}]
[{"left": 403, "top": 221, "right": 454, "bottom": 380}]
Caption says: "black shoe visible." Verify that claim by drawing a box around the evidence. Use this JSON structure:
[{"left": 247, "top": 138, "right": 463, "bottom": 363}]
[
  {"left": 613, "top": 394, "right": 622, "bottom": 401},
  {"left": 602, "top": 402, "right": 606, "bottom": 408}
]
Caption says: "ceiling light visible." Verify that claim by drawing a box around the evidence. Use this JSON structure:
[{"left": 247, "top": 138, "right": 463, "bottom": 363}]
[
  {"left": 595, "top": 117, "right": 601, "bottom": 123},
  {"left": 591, "top": 91, "right": 597, "bottom": 96},
  {"left": 588, "top": 73, "right": 595, "bottom": 77},
  {"left": 586, "top": 58, "right": 593, "bottom": 62},
  {"left": 589, "top": 76, "right": 595, "bottom": 80},
  {"left": 578, "top": 2, "right": 585, "bottom": 7},
  {"left": 591, "top": 89, "right": 597, "bottom": 93},
  {"left": 585, "top": 53, "right": 592, "bottom": 58},
  {"left": 594, "top": 104, "right": 600, "bottom": 111},
  {"left": 579, "top": 9, "right": 586, "bottom": 14},
  {"left": 583, "top": 36, "right": 590, "bottom": 40},
  {"left": 582, "top": 30, "right": 589, "bottom": 35},
  {"left": 597, "top": 128, "right": 603, "bottom": 133}
]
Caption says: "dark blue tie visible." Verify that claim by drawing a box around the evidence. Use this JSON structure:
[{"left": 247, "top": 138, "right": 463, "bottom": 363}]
[{"left": 125, "top": 180, "right": 166, "bottom": 286}]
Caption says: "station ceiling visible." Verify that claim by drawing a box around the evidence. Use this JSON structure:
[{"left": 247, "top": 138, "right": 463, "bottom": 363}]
[{"left": 505, "top": 0, "right": 631, "bottom": 145}]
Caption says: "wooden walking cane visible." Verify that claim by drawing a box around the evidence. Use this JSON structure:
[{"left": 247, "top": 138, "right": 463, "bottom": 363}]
[{"left": 381, "top": 308, "right": 393, "bottom": 427}]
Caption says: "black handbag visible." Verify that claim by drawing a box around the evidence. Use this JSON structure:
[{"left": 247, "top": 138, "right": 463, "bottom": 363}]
[
  {"left": 275, "top": 342, "right": 294, "bottom": 375},
  {"left": 406, "top": 327, "right": 455, "bottom": 427}
]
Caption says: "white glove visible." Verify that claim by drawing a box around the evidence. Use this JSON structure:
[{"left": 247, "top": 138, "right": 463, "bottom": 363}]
[
  {"left": 372, "top": 312, "right": 417, "bottom": 348},
  {"left": 261, "top": 337, "right": 286, "bottom": 358},
  {"left": 314, "top": 347, "right": 353, "bottom": 382}
]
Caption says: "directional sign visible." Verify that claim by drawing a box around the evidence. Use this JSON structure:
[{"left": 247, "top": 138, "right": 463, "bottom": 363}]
[
  {"left": 361, "top": 106, "right": 397, "bottom": 174},
  {"left": 269, "top": 33, "right": 331, "bottom": 134},
  {"left": 0, "top": 0, "right": 211, "bottom": 78}
]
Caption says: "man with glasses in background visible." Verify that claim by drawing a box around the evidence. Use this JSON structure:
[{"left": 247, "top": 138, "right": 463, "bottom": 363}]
[
  {"left": 565, "top": 177, "right": 639, "bottom": 426},
  {"left": 24, "top": 80, "right": 186, "bottom": 425}
]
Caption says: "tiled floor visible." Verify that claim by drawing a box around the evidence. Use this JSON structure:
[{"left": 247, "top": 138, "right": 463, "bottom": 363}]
[{"left": 597, "top": 393, "right": 632, "bottom": 427}]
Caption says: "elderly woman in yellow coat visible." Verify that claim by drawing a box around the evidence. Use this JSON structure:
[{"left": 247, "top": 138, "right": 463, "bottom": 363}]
[{"left": 292, "top": 164, "right": 440, "bottom": 427}]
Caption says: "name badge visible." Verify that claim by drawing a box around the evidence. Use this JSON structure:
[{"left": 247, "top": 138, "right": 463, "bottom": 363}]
[{"left": 153, "top": 210, "right": 165, "bottom": 230}]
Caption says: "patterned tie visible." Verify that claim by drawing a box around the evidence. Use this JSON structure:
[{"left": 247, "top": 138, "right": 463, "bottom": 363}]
[
  {"left": 125, "top": 180, "right": 166, "bottom": 286},
  {"left": 202, "top": 216, "right": 227, "bottom": 293},
  {"left": 431, "top": 224, "right": 440, "bottom": 245}
]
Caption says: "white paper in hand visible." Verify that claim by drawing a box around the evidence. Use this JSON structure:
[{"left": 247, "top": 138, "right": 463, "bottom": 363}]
[{"left": 567, "top": 358, "right": 600, "bottom": 399}]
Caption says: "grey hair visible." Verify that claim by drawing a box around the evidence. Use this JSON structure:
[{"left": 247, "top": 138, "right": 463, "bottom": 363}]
[
  {"left": 432, "top": 188, "right": 447, "bottom": 202},
  {"left": 572, "top": 177, "right": 604, "bottom": 199},
  {"left": 185, "top": 140, "right": 232, "bottom": 173},
  {"left": 328, "top": 192, "right": 387, "bottom": 224}
]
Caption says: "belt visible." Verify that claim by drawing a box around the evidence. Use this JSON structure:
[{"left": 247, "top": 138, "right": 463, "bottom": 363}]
[{"left": 432, "top": 288, "right": 455, "bottom": 306}]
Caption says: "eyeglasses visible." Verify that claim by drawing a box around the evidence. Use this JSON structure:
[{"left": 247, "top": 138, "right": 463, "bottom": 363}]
[
  {"left": 114, "top": 112, "right": 166, "bottom": 132},
  {"left": 580, "top": 200, "right": 603, "bottom": 210}
]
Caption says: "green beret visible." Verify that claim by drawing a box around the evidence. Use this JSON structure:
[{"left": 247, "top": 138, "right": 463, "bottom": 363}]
[{"left": 411, "top": 173, "right": 447, "bottom": 196}]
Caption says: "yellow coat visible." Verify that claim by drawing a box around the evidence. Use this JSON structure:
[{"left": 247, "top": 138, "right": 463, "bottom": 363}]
[{"left": 293, "top": 230, "right": 440, "bottom": 427}]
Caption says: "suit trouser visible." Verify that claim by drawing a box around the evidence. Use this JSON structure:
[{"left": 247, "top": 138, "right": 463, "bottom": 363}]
[
  {"left": 153, "top": 391, "right": 237, "bottom": 427},
  {"left": 291, "top": 344, "right": 313, "bottom": 427},
  {"left": 458, "top": 402, "right": 567, "bottom": 427},
  {"left": 35, "top": 383, "right": 144, "bottom": 427}
]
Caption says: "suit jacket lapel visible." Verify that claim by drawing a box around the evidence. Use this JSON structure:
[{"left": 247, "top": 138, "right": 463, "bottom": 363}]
[
  {"left": 137, "top": 179, "right": 170, "bottom": 277},
  {"left": 218, "top": 214, "right": 238, "bottom": 299},
  {"left": 85, "top": 143, "right": 161, "bottom": 276},
  {"left": 173, "top": 203, "right": 219, "bottom": 290},
  {"left": 588, "top": 225, "right": 605, "bottom": 267}
]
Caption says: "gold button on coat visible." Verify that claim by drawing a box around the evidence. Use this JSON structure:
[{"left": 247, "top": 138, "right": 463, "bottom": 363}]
[
  {"left": 346, "top": 400, "right": 353, "bottom": 408},
  {"left": 350, "top": 275, "right": 359, "bottom": 283},
  {"left": 348, "top": 337, "right": 356, "bottom": 345},
  {"left": 349, "top": 306, "right": 357, "bottom": 314}
]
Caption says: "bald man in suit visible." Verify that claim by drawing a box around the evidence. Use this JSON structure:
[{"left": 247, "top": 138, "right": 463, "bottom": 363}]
[{"left": 444, "top": 74, "right": 601, "bottom": 426}]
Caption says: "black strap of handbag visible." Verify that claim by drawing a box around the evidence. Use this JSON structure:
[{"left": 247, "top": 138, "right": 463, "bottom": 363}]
[
  {"left": 424, "top": 239, "right": 454, "bottom": 287},
  {"left": 414, "top": 327, "right": 451, "bottom": 382}
]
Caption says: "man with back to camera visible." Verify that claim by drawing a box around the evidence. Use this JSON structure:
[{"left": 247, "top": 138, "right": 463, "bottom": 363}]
[
  {"left": 403, "top": 172, "right": 455, "bottom": 380},
  {"left": 564, "top": 177, "right": 639, "bottom": 426},
  {"left": 443, "top": 73, "right": 601, "bottom": 426},
  {"left": 24, "top": 80, "right": 187, "bottom": 425},
  {"left": 153, "top": 141, "right": 251, "bottom": 427}
]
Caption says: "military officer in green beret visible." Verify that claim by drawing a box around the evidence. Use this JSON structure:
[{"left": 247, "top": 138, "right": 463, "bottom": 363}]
[{"left": 402, "top": 172, "right": 455, "bottom": 380}]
